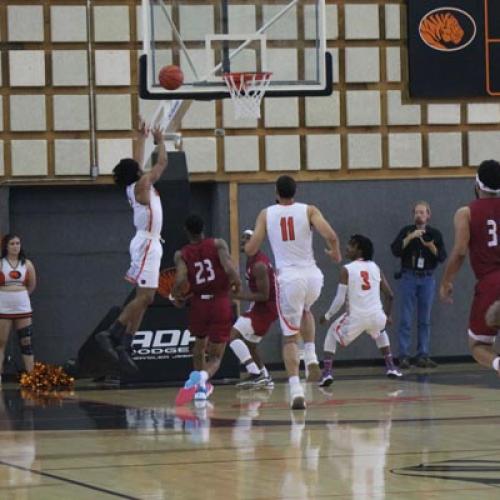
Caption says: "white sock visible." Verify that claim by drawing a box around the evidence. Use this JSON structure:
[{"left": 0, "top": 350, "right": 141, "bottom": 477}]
[
  {"left": 492, "top": 357, "right": 500, "bottom": 372},
  {"left": 261, "top": 366, "right": 269, "bottom": 378},
  {"left": 230, "top": 339, "right": 252, "bottom": 364},
  {"left": 304, "top": 342, "right": 318, "bottom": 364},
  {"left": 304, "top": 342, "right": 316, "bottom": 356},
  {"left": 246, "top": 362, "right": 260, "bottom": 375},
  {"left": 289, "top": 375, "right": 301, "bottom": 391}
]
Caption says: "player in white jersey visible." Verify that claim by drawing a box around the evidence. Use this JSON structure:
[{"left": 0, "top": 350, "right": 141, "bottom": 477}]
[
  {"left": 96, "top": 122, "right": 168, "bottom": 373},
  {"left": 319, "top": 235, "right": 402, "bottom": 386},
  {"left": 245, "top": 175, "right": 341, "bottom": 410}
]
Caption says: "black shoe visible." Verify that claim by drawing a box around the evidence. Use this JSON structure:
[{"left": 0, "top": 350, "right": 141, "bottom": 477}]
[
  {"left": 116, "top": 347, "right": 139, "bottom": 374},
  {"left": 420, "top": 357, "right": 438, "bottom": 368},
  {"left": 399, "top": 357, "right": 411, "bottom": 369},
  {"left": 415, "top": 357, "right": 426, "bottom": 368},
  {"left": 95, "top": 331, "right": 119, "bottom": 363},
  {"left": 236, "top": 372, "right": 267, "bottom": 389}
]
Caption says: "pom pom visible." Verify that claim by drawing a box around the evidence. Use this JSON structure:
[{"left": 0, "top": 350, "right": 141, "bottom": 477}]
[{"left": 19, "top": 361, "right": 75, "bottom": 391}]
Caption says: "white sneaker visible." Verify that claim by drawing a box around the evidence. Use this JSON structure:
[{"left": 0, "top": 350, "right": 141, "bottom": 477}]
[
  {"left": 304, "top": 350, "right": 321, "bottom": 382},
  {"left": 305, "top": 361, "right": 321, "bottom": 382},
  {"left": 290, "top": 385, "right": 306, "bottom": 410},
  {"left": 386, "top": 368, "right": 403, "bottom": 379}
]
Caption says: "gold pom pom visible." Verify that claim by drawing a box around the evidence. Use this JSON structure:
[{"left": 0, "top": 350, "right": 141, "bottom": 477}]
[{"left": 19, "top": 361, "right": 75, "bottom": 391}]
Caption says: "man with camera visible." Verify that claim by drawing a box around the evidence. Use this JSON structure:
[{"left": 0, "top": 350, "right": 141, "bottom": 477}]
[{"left": 391, "top": 201, "right": 447, "bottom": 369}]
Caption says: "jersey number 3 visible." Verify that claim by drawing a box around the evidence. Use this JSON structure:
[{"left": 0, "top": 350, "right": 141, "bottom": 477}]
[
  {"left": 194, "top": 259, "right": 215, "bottom": 284},
  {"left": 487, "top": 219, "right": 498, "bottom": 248},
  {"left": 280, "top": 217, "right": 296, "bottom": 241},
  {"left": 360, "top": 271, "right": 371, "bottom": 290}
]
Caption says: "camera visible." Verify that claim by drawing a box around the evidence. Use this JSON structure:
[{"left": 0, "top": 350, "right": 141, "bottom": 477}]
[{"left": 422, "top": 233, "right": 433, "bottom": 242}]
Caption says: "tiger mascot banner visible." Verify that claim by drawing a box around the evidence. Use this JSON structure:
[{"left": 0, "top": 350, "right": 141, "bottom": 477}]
[{"left": 408, "top": 0, "right": 494, "bottom": 98}]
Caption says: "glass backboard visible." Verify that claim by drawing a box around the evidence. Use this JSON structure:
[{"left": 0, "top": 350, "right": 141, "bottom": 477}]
[{"left": 139, "top": 0, "right": 332, "bottom": 100}]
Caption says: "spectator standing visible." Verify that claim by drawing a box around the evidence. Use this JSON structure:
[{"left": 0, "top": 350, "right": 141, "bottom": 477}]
[{"left": 391, "top": 201, "right": 447, "bottom": 369}]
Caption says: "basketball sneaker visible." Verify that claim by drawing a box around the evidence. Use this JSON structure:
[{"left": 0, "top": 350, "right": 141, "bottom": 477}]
[
  {"left": 263, "top": 374, "right": 275, "bottom": 389},
  {"left": 290, "top": 385, "right": 306, "bottom": 410},
  {"left": 115, "top": 335, "right": 139, "bottom": 374},
  {"left": 386, "top": 367, "right": 403, "bottom": 379},
  {"left": 95, "top": 330, "right": 119, "bottom": 364},
  {"left": 194, "top": 382, "right": 214, "bottom": 401},
  {"left": 305, "top": 361, "right": 321, "bottom": 382},
  {"left": 236, "top": 372, "right": 268, "bottom": 389},
  {"left": 175, "top": 371, "right": 201, "bottom": 406},
  {"left": 304, "top": 349, "right": 321, "bottom": 382},
  {"left": 185, "top": 371, "right": 201, "bottom": 388},
  {"left": 319, "top": 369, "right": 334, "bottom": 387}
]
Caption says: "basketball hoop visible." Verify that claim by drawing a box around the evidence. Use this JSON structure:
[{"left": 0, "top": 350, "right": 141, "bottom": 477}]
[{"left": 224, "top": 72, "right": 272, "bottom": 119}]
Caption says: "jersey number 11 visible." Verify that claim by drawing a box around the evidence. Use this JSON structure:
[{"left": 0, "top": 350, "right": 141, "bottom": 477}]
[{"left": 280, "top": 217, "right": 295, "bottom": 241}]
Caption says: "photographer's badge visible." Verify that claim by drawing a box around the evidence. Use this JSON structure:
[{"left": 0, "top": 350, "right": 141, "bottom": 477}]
[{"left": 417, "top": 257, "right": 425, "bottom": 269}]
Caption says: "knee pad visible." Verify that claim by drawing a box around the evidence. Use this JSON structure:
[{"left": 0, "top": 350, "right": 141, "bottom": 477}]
[
  {"left": 324, "top": 329, "right": 337, "bottom": 354},
  {"left": 375, "top": 331, "right": 390, "bottom": 349},
  {"left": 17, "top": 325, "right": 34, "bottom": 355}
]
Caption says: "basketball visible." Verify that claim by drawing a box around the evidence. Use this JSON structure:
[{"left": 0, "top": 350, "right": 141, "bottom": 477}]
[{"left": 158, "top": 65, "right": 184, "bottom": 91}]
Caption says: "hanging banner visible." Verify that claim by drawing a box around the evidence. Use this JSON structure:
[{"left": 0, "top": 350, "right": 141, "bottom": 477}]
[{"left": 407, "top": 0, "right": 493, "bottom": 97}]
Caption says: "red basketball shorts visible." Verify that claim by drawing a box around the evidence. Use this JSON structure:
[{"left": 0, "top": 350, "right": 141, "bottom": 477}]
[
  {"left": 468, "top": 271, "right": 500, "bottom": 344},
  {"left": 188, "top": 295, "right": 232, "bottom": 343}
]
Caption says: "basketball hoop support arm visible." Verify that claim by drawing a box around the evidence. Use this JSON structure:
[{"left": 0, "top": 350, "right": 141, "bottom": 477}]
[
  {"left": 155, "top": 0, "right": 200, "bottom": 81},
  {"left": 202, "top": 0, "right": 299, "bottom": 80}
]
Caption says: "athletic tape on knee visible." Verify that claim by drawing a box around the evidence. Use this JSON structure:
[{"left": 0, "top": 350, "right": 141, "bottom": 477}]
[
  {"left": 17, "top": 325, "right": 33, "bottom": 355},
  {"left": 229, "top": 338, "right": 252, "bottom": 364},
  {"left": 375, "top": 331, "right": 390, "bottom": 349}
]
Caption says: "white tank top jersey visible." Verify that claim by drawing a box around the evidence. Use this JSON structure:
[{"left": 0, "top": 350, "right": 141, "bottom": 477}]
[
  {"left": 0, "top": 258, "right": 28, "bottom": 286},
  {"left": 266, "top": 202, "right": 316, "bottom": 270},
  {"left": 126, "top": 183, "right": 163, "bottom": 236},
  {"left": 345, "top": 260, "right": 384, "bottom": 316}
]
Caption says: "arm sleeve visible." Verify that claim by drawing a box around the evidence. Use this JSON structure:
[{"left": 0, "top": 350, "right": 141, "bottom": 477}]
[
  {"left": 325, "top": 284, "right": 348, "bottom": 321},
  {"left": 390, "top": 228, "right": 407, "bottom": 257}
]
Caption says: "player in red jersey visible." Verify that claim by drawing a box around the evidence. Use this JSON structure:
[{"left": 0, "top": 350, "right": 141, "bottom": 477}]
[
  {"left": 172, "top": 214, "right": 241, "bottom": 401},
  {"left": 440, "top": 160, "right": 500, "bottom": 373},
  {"left": 229, "top": 229, "right": 278, "bottom": 389}
]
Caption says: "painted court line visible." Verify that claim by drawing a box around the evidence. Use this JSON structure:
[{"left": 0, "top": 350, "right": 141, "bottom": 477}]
[{"left": 0, "top": 459, "right": 140, "bottom": 499}]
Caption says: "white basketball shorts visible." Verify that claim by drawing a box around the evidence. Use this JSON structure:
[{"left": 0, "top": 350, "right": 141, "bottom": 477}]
[
  {"left": 125, "top": 234, "right": 163, "bottom": 289},
  {"left": 329, "top": 311, "right": 387, "bottom": 347},
  {"left": 275, "top": 265, "right": 324, "bottom": 336}
]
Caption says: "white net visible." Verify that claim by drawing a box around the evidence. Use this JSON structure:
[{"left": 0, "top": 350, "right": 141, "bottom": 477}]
[{"left": 224, "top": 72, "right": 272, "bottom": 119}]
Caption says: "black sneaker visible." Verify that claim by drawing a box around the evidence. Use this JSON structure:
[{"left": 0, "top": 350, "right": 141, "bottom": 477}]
[
  {"left": 416, "top": 357, "right": 427, "bottom": 368},
  {"left": 116, "top": 346, "right": 139, "bottom": 374},
  {"left": 236, "top": 372, "right": 267, "bottom": 389},
  {"left": 399, "top": 357, "right": 411, "bottom": 369},
  {"left": 263, "top": 374, "right": 275, "bottom": 389},
  {"left": 319, "top": 370, "right": 334, "bottom": 387},
  {"left": 95, "top": 331, "right": 119, "bottom": 363},
  {"left": 422, "top": 358, "right": 438, "bottom": 368}
]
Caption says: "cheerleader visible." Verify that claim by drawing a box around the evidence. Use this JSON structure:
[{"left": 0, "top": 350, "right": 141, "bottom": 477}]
[{"left": 0, "top": 234, "right": 37, "bottom": 379}]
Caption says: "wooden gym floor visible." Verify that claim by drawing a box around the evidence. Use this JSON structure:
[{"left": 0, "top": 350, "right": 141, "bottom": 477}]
[{"left": 1, "top": 363, "right": 500, "bottom": 499}]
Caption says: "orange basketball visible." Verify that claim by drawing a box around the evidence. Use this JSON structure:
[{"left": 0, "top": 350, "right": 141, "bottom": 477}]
[{"left": 158, "top": 65, "right": 184, "bottom": 91}]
